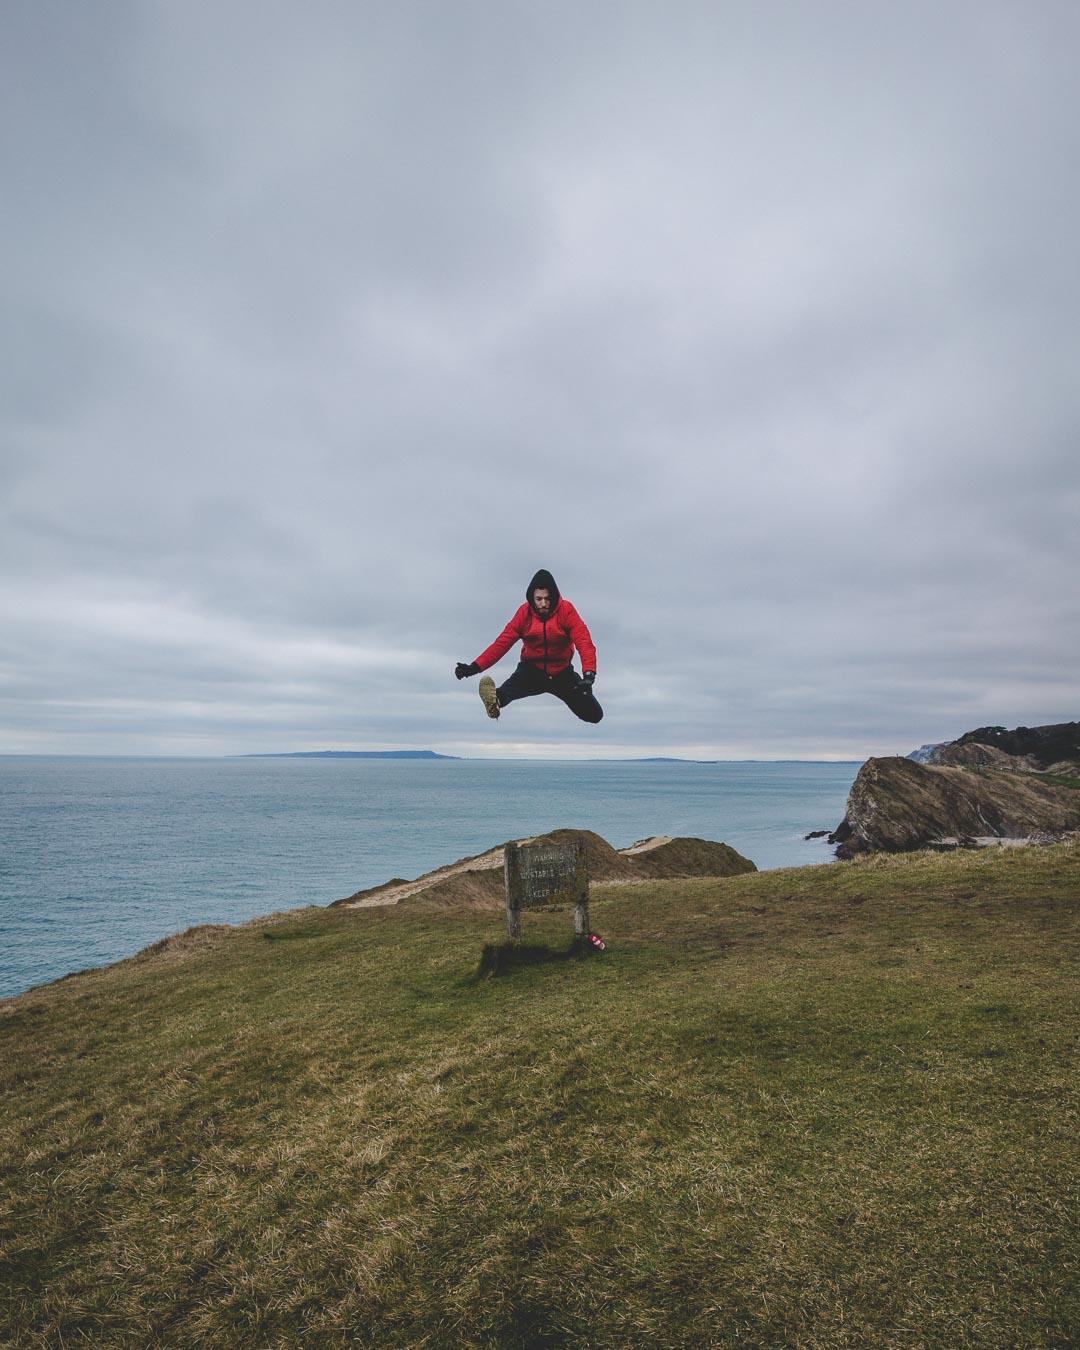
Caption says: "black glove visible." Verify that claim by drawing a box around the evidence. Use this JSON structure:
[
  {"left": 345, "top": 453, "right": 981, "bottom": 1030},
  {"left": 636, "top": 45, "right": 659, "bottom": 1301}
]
[
  {"left": 581, "top": 670, "right": 596, "bottom": 689},
  {"left": 455, "top": 662, "right": 480, "bottom": 680}
]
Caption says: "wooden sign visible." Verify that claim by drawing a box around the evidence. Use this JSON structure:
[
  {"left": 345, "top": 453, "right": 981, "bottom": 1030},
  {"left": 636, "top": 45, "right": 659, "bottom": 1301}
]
[{"left": 504, "top": 837, "right": 589, "bottom": 942}]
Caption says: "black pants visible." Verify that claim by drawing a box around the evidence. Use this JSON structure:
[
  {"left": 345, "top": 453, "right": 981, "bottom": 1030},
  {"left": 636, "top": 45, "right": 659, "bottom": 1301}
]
[{"left": 496, "top": 662, "right": 604, "bottom": 723}]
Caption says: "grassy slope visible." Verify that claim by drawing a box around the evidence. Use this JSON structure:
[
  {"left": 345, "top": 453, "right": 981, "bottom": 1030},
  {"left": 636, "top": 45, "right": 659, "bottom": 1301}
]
[{"left": 2, "top": 845, "right": 1078, "bottom": 1348}]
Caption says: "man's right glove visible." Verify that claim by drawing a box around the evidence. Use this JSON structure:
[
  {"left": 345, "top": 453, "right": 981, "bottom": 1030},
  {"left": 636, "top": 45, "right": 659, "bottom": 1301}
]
[
  {"left": 581, "top": 671, "right": 596, "bottom": 689},
  {"left": 455, "top": 662, "right": 480, "bottom": 680}
]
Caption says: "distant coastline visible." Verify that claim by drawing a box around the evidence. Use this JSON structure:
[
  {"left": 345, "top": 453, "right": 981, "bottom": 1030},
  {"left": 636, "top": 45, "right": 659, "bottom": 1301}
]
[
  {"left": 235, "top": 751, "right": 863, "bottom": 764},
  {"left": 237, "top": 750, "right": 461, "bottom": 760}
]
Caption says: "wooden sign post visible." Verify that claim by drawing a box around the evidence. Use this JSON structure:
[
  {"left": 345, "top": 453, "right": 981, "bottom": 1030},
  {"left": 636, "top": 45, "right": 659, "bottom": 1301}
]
[{"left": 504, "top": 837, "right": 590, "bottom": 943}]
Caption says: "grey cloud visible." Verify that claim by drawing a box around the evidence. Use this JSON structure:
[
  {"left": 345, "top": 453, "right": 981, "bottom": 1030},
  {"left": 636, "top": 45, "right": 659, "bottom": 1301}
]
[{"left": 2, "top": 1, "right": 1078, "bottom": 757}]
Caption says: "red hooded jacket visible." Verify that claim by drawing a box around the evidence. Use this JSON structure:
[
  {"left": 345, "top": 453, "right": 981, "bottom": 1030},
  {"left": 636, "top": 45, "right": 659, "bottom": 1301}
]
[{"left": 474, "top": 569, "right": 597, "bottom": 677}]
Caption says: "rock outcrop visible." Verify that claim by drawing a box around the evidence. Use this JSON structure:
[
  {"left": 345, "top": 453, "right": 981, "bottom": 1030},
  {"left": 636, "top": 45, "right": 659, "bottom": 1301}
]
[
  {"left": 334, "top": 828, "right": 756, "bottom": 910},
  {"left": 829, "top": 755, "right": 1080, "bottom": 859}
]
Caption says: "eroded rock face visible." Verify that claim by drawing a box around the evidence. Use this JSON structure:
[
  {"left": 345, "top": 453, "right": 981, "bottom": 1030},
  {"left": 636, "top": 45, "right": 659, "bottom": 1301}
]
[
  {"left": 907, "top": 743, "right": 946, "bottom": 764},
  {"left": 829, "top": 756, "right": 1080, "bottom": 858}
]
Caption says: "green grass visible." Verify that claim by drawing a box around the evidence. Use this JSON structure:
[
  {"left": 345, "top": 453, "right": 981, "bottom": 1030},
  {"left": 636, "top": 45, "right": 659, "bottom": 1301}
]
[
  {"left": 1029, "top": 772, "right": 1080, "bottom": 791},
  {"left": 2, "top": 843, "right": 1078, "bottom": 1347}
]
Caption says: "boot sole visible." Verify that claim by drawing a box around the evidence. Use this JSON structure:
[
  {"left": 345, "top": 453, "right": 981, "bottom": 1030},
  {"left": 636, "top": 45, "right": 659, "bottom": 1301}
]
[{"left": 479, "top": 676, "right": 500, "bottom": 719}]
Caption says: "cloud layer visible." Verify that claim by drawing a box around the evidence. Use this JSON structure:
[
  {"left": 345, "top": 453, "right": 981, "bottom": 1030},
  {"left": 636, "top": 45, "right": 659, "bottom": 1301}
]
[{"left": 3, "top": 2, "right": 1078, "bottom": 757}]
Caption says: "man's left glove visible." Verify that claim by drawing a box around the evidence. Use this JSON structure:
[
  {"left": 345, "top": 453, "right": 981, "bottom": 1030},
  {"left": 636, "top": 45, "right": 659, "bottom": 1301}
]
[
  {"left": 455, "top": 662, "right": 480, "bottom": 680},
  {"left": 581, "top": 671, "right": 596, "bottom": 689}
]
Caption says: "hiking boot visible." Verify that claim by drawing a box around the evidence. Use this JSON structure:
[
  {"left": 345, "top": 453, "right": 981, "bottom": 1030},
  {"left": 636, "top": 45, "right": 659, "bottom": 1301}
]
[
  {"left": 479, "top": 676, "right": 500, "bottom": 720},
  {"left": 586, "top": 932, "right": 606, "bottom": 952}
]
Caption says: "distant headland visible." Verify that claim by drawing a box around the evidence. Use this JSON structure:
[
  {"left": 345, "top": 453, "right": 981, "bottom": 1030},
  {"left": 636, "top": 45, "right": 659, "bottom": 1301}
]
[{"left": 238, "top": 750, "right": 461, "bottom": 760}]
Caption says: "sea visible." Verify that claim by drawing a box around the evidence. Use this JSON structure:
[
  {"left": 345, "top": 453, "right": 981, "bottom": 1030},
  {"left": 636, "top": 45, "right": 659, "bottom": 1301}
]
[{"left": 0, "top": 756, "right": 858, "bottom": 1000}]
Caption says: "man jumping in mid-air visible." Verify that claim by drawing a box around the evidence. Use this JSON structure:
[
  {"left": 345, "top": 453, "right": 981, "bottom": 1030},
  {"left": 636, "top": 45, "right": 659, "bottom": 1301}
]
[{"left": 455, "top": 568, "right": 603, "bottom": 724}]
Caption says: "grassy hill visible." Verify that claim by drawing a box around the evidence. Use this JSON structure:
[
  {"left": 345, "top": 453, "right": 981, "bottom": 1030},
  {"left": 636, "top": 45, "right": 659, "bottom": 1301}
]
[{"left": 3, "top": 843, "right": 1078, "bottom": 1347}]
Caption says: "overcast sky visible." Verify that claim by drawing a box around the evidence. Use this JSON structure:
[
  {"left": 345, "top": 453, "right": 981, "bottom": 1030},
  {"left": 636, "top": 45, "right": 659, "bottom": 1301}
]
[{"left": 2, "top": 1, "right": 1077, "bottom": 760}]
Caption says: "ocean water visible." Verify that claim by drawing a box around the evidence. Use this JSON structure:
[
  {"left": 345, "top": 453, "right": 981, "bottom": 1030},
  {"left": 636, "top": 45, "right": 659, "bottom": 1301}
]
[{"left": 0, "top": 756, "right": 857, "bottom": 999}]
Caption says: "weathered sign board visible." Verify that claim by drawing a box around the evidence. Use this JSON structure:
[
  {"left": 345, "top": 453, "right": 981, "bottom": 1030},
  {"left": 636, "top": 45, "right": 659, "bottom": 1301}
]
[{"left": 504, "top": 837, "right": 589, "bottom": 942}]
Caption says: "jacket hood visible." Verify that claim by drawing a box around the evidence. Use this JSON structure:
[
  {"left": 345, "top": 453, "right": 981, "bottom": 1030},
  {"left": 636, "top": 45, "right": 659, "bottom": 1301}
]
[{"left": 526, "top": 568, "right": 561, "bottom": 615}]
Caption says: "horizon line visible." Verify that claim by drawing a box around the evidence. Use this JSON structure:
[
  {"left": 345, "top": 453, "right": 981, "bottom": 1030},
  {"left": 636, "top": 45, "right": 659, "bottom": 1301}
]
[{"left": 0, "top": 750, "right": 867, "bottom": 763}]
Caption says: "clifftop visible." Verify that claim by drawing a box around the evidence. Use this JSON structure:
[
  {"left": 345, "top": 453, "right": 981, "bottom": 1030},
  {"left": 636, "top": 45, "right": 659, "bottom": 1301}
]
[
  {"left": 909, "top": 721, "right": 1080, "bottom": 775},
  {"left": 951, "top": 722, "right": 1080, "bottom": 769}
]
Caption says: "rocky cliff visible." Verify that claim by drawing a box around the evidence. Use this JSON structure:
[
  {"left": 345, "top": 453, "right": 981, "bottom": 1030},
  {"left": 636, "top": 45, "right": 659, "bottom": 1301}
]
[{"left": 831, "top": 729, "right": 1080, "bottom": 859}]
